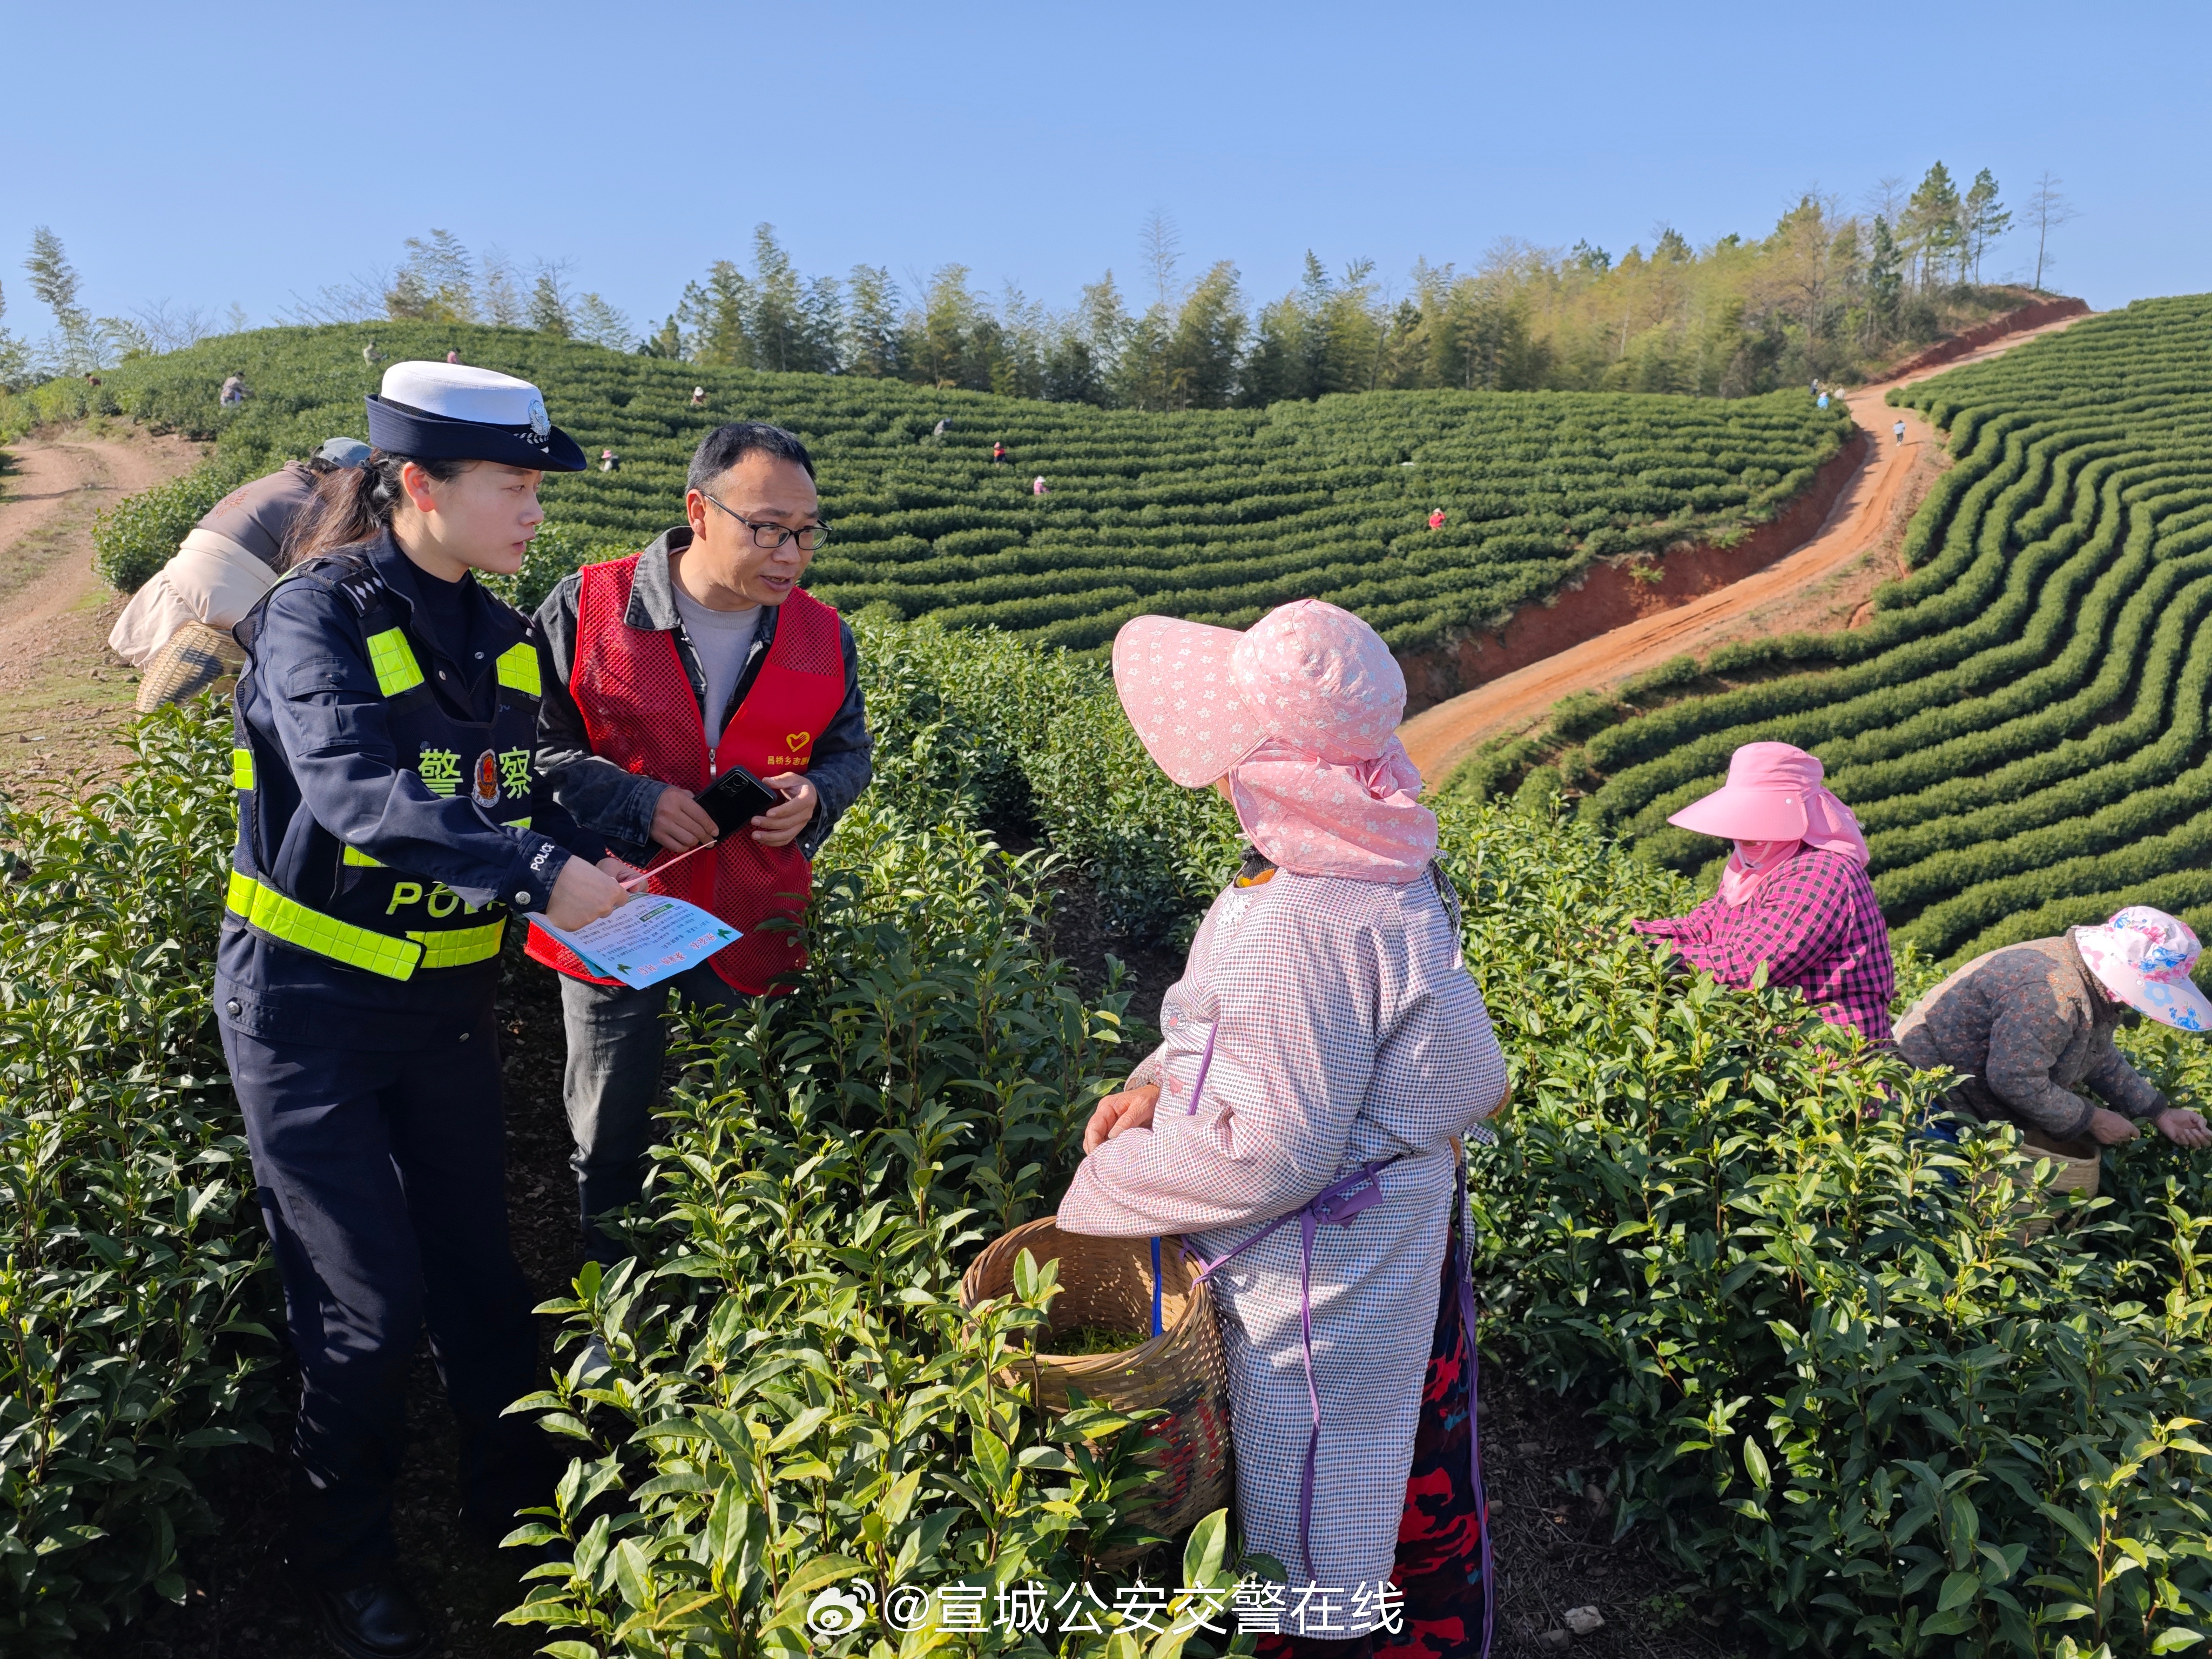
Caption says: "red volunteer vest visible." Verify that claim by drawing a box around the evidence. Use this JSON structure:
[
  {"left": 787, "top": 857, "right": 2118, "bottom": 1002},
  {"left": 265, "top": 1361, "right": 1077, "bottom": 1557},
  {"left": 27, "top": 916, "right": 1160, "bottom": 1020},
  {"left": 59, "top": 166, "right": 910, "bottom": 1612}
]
[{"left": 524, "top": 555, "right": 848, "bottom": 995}]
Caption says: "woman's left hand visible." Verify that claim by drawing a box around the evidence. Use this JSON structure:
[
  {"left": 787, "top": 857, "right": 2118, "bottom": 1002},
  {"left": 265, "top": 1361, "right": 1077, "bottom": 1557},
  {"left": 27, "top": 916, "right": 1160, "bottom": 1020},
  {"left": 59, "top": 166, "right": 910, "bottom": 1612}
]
[{"left": 1083, "top": 1085, "right": 1160, "bottom": 1154}]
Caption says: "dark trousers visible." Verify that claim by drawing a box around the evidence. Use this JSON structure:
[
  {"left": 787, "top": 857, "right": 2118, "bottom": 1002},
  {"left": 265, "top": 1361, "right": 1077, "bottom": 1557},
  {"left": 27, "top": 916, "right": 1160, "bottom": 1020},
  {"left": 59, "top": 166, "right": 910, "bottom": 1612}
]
[
  {"left": 221, "top": 1010, "right": 548, "bottom": 1583},
  {"left": 557, "top": 963, "right": 736, "bottom": 1260}
]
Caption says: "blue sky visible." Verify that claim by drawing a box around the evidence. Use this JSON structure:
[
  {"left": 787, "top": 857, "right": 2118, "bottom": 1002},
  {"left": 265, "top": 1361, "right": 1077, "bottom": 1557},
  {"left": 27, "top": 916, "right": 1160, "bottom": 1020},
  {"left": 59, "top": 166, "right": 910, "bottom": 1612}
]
[{"left": 6, "top": 1, "right": 2202, "bottom": 336}]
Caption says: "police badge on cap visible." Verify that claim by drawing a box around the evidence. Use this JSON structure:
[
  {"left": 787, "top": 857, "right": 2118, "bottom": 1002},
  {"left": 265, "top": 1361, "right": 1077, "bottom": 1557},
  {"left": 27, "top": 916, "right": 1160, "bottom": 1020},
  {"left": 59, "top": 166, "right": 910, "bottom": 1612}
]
[{"left": 365, "top": 362, "right": 587, "bottom": 471}]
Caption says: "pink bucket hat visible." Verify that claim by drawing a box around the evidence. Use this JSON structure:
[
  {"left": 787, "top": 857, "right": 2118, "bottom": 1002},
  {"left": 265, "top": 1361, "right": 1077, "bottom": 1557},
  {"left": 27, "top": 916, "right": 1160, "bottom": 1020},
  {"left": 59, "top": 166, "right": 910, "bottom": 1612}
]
[
  {"left": 1112, "top": 599, "right": 1405, "bottom": 785},
  {"left": 2073, "top": 906, "right": 2212, "bottom": 1033},
  {"left": 1667, "top": 741, "right": 1870, "bottom": 862}
]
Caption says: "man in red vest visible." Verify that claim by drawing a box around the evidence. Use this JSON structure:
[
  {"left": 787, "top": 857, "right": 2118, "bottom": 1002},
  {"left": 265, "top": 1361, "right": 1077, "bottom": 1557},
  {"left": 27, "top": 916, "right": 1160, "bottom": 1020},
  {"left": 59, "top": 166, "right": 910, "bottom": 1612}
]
[{"left": 532, "top": 422, "right": 872, "bottom": 1257}]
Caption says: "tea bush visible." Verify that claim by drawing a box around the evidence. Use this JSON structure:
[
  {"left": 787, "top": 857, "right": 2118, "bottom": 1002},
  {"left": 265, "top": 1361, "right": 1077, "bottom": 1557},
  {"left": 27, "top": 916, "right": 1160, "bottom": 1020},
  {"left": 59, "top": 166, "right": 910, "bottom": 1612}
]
[
  {"left": 1568, "top": 295, "right": 2212, "bottom": 968},
  {"left": 89, "top": 457, "right": 252, "bottom": 592},
  {"left": 68, "top": 321, "right": 1852, "bottom": 657},
  {"left": 491, "top": 805, "right": 1250, "bottom": 1654},
  {"left": 1453, "top": 798, "right": 2212, "bottom": 1658},
  {"left": 17, "top": 601, "right": 2212, "bottom": 1657},
  {"left": 0, "top": 706, "right": 280, "bottom": 1652}
]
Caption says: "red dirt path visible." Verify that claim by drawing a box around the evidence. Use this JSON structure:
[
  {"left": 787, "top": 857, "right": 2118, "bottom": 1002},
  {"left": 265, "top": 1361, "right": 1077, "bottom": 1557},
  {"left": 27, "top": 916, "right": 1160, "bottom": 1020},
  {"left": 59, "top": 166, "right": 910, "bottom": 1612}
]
[{"left": 1398, "top": 309, "right": 2090, "bottom": 787}]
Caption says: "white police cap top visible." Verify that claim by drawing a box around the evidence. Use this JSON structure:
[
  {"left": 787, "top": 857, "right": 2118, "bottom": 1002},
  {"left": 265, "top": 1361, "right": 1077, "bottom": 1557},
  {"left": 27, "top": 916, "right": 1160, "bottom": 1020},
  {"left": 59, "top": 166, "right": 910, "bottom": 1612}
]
[{"left": 380, "top": 362, "right": 551, "bottom": 438}]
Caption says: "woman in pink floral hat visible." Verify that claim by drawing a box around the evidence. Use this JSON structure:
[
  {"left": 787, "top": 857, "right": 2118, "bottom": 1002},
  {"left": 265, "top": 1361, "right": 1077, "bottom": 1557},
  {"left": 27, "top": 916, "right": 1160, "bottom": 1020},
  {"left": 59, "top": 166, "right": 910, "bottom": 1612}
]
[
  {"left": 1058, "top": 598, "right": 1509, "bottom": 1659},
  {"left": 1896, "top": 906, "right": 2212, "bottom": 1152},
  {"left": 1633, "top": 740, "right": 1895, "bottom": 1043}
]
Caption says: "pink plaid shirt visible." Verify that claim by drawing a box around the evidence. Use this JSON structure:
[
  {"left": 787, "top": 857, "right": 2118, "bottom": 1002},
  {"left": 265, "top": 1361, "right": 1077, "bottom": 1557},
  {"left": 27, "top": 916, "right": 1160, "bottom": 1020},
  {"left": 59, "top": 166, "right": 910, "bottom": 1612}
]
[{"left": 1634, "top": 847, "right": 1894, "bottom": 1043}]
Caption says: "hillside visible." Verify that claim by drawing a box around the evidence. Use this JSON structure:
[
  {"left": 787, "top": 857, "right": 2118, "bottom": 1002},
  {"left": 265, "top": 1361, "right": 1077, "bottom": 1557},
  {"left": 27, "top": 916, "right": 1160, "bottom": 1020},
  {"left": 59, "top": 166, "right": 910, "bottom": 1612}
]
[
  {"left": 1490, "top": 294, "right": 2212, "bottom": 965},
  {"left": 45, "top": 322, "right": 1847, "bottom": 670}
]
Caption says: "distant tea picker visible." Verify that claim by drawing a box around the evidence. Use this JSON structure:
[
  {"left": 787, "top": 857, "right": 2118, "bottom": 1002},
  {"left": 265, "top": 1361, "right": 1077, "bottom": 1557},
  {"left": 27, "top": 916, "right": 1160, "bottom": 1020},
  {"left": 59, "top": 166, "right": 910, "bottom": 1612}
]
[{"left": 109, "top": 438, "right": 372, "bottom": 710}]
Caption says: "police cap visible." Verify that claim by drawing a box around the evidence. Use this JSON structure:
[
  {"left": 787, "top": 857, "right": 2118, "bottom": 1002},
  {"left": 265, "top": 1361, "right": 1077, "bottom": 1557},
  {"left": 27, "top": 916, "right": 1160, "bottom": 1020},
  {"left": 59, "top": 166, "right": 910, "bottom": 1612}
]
[{"left": 365, "top": 362, "right": 587, "bottom": 473}]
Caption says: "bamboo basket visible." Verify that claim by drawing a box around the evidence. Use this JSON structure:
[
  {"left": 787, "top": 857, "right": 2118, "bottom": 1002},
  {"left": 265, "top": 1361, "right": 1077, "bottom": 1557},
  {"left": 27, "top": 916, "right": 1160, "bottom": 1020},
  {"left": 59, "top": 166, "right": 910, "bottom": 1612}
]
[
  {"left": 961, "top": 1216, "right": 1232, "bottom": 1554},
  {"left": 2008, "top": 1129, "right": 2101, "bottom": 1238},
  {"left": 137, "top": 622, "right": 244, "bottom": 711}
]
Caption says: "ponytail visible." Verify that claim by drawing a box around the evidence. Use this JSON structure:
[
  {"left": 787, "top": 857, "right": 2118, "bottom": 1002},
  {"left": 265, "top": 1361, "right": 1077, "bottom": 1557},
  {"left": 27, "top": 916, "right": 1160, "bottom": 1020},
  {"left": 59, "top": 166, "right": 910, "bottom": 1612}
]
[{"left": 280, "top": 450, "right": 470, "bottom": 571}]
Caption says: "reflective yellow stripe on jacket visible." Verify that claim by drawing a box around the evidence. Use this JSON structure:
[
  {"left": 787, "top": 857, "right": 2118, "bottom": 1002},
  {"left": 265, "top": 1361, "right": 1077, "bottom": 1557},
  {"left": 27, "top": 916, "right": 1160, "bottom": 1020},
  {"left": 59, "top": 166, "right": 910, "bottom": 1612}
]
[
  {"left": 227, "top": 872, "right": 506, "bottom": 979},
  {"left": 365, "top": 628, "right": 424, "bottom": 697},
  {"left": 228, "top": 870, "right": 423, "bottom": 980},
  {"left": 408, "top": 920, "right": 506, "bottom": 969},
  {"left": 495, "top": 642, "right": 540, "bottom": 696}
]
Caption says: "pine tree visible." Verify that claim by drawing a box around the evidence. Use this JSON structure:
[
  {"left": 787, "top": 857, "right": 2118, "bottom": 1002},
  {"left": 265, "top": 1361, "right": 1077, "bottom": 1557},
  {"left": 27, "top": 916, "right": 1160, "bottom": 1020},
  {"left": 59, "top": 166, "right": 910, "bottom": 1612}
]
[
  {"left": 571, "top": 293, "right": 633, "bottom": 352},
  {"left": 387, "top": 230, "right": 477, "bottom": 323},
  {"left": 1902, "top": 164, "right": 1963, "bottom": 292},
  {"left": 1962, "top": 170, "right": 2012, "bottom": 285},
  {"left": 1868, "top": 214, "right": 1902, "bottom": 335},
  {"left": 528, "top": 265, "right": 574, "bottom": 337}
]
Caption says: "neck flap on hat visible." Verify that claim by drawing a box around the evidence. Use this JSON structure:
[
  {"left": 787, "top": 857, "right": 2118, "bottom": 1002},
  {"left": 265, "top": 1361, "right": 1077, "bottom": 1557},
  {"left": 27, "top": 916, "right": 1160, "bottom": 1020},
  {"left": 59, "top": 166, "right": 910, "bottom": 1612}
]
[{"left": 1227, "top": 737, "right": 1438, "bottom": 885}]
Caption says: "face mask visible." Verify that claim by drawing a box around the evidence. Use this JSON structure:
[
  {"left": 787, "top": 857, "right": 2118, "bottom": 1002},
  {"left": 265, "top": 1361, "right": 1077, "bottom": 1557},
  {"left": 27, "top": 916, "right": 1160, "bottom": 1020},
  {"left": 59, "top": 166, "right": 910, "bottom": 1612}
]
[{"left": 1734, "top": 839, "right": 1795, "bottom": 870}]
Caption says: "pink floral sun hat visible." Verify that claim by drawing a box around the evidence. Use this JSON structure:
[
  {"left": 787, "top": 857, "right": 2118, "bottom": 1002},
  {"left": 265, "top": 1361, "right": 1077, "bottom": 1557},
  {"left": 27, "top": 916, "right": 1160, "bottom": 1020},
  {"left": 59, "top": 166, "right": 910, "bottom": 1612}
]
[
  {"left": 2073, "top": 906, "right": 2212, "bottom": 1033},
  {"left": 1112, "top": 600, "right": 1437, "bottom": 883},
  {"left": 1112, "top": 599, "right": 1406, "bottom": 784}
]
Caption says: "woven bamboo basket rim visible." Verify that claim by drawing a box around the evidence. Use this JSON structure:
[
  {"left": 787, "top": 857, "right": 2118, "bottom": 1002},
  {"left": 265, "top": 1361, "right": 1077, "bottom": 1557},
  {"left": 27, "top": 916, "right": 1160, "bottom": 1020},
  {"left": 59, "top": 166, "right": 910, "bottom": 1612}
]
[{"left": 960, "top": 1216, "right": 1220, "bottom": 1397}]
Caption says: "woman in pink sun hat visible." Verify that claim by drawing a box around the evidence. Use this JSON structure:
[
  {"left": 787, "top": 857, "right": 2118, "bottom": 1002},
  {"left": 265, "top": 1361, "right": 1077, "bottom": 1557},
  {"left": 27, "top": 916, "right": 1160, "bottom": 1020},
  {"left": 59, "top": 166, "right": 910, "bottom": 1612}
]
[
  {"left": 1633, "top": 740, "right": 1895, "bottom": 1043},
  {"left": 1058, "top": 598, "right": 1510, "bottom": 1654},
  {"left": 1896, "top": 906, "right": 2212, "bottom": 1153}
]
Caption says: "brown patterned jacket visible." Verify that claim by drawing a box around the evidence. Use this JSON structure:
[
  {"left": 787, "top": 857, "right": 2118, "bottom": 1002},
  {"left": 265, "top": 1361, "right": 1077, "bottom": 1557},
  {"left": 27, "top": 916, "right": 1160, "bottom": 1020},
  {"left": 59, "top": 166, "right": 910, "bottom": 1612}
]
[{"left": 1894, "top": 933, "right": 2166, "bottom": 1141}]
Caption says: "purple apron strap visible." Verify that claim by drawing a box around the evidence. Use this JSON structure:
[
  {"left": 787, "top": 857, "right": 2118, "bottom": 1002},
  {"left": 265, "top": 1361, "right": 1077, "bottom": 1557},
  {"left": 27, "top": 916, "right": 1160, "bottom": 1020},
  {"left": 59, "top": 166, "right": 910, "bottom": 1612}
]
[
  {"left": 1453, "top": 1145, "right": 1494, "bottom": 1659},
  {"left": 1184, "top": 1021, "right": 1220, "bottom": 1116},
  {"left": 1193, "top": 1155, "right": 1400, "bottom": 1579}
]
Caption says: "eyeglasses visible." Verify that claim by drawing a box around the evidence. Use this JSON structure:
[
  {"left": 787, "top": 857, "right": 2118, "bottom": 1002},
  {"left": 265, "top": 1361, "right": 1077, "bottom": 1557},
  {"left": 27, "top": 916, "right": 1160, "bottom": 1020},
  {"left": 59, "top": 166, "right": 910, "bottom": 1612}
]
[{"left": 701, "top": 493, "right": 830, "bottom": 553}]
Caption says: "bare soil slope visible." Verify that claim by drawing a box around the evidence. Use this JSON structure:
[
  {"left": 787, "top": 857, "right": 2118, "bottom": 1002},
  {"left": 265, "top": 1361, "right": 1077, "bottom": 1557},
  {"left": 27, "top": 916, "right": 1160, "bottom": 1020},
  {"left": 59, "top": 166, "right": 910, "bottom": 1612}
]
[
  {"left": 1399, "top": 311, "right": 2089, "bottom": 785},
  {"left": 0, "top": 424, "right": 208, "bottom": 798}
]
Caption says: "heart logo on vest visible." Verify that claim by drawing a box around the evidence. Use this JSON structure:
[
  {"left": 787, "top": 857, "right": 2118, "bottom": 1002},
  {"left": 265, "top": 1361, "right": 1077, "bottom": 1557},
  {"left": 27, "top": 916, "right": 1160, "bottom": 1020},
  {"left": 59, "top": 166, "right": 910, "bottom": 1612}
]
[{"left": 785, "top": 731, "right": 813, "bottom": 752}]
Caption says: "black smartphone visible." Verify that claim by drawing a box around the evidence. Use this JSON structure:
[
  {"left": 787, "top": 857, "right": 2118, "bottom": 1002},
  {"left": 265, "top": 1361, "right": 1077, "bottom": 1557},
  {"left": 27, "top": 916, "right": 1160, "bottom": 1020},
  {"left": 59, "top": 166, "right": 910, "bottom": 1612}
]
[{"left": 693, "top": 765, "right": 781, "bottom": 838}]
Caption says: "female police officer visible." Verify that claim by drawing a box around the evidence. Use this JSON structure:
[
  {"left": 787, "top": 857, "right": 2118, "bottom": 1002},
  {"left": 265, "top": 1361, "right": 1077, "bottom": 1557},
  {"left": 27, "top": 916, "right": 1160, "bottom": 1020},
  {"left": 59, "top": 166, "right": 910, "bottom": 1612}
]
[{"left": 220, "top": 361, "right": 628, "bottom": 1657}]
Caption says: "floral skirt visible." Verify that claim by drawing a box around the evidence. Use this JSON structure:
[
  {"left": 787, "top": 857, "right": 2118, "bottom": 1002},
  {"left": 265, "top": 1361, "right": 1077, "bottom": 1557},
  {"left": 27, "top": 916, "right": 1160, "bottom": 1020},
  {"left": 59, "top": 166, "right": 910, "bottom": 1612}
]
[{"left": 1258, "top": 1244, "right": 1491, "bottom": 1659}]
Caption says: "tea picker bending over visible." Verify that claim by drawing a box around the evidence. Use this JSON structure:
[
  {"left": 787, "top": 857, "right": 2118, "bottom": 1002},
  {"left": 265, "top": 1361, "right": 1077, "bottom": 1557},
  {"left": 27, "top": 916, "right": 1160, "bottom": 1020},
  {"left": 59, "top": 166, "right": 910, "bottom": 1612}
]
[
  {"left": 1061, "top": 599, "right": 1508, "bottom": 1658},
  {"left": 1896, "top": 906, "right": 2212, "bottom": 1155}
]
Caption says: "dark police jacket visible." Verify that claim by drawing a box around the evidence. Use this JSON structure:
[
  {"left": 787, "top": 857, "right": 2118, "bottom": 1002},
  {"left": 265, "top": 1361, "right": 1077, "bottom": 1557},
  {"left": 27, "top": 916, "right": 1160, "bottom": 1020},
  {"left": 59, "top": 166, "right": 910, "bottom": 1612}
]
[{"left": 219, "top": 534, "right": 604, "bottom": 1048}]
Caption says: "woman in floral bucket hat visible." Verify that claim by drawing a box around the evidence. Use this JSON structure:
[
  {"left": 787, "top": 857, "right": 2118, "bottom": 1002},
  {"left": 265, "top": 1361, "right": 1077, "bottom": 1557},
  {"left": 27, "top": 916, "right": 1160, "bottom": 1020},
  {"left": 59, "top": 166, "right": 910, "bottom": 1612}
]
[
  {"left": 1058, "top": 598, "right": 1510, "bottom": 1658},
  {"left": 1896, "top": 906, "right": 2212, "bottom": 1152},
  {"left": 1633, "top": 740, "right": 1895, "bottom": 1042}
]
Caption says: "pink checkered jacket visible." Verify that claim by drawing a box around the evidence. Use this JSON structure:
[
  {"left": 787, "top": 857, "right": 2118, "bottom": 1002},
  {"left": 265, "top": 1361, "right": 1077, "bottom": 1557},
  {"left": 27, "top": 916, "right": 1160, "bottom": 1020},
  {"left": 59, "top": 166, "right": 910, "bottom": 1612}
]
[{"left": 1058, "top": 867, "right": 1508, "bottom": 1618}]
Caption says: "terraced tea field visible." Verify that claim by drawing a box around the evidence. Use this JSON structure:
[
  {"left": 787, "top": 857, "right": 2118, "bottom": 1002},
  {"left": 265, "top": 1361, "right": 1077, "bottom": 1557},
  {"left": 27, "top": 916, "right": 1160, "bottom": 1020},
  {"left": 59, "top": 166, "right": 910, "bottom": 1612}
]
[
  {"left": 85, "top": 323, "right": 1850, "bottom": 657},
  {"left": 1576, "top": 295, "right": 2212, "bottom": 962}
]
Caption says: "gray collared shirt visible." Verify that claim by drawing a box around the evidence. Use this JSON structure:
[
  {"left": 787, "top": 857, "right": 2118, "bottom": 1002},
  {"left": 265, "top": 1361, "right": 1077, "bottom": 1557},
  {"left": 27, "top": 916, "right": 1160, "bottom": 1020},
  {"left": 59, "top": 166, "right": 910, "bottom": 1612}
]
[{"left": 532, "top": 526, "right": 872, "bottom": 863}]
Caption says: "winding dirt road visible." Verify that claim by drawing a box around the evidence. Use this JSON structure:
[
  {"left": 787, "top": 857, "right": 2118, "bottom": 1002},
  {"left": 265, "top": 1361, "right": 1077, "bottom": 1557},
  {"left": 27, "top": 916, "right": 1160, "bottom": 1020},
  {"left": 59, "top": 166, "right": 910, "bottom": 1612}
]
[
  {"left": 1398, "top": 312, "right": 2090, "bottom": 786},
  {"left": 0, "top": 428, "right": 207, "bottom": 793}
]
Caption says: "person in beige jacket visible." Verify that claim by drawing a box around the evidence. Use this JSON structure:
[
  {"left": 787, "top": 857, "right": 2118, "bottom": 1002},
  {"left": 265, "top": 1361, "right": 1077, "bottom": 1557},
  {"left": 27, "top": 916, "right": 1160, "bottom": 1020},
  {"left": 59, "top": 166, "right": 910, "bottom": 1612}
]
[
  {"left": 1896, "top": 906, "right": 2212, "bottom": 1151},
  {"left": 109, "top": 439, "right": 369, "bottom": 707}
]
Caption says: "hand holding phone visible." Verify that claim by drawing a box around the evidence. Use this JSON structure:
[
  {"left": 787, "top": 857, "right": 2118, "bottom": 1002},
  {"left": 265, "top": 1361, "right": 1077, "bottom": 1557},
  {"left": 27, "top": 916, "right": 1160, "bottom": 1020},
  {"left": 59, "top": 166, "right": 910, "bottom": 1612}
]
[{"left": 693, "top": 765, "right": 781, "bottom": 838}]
